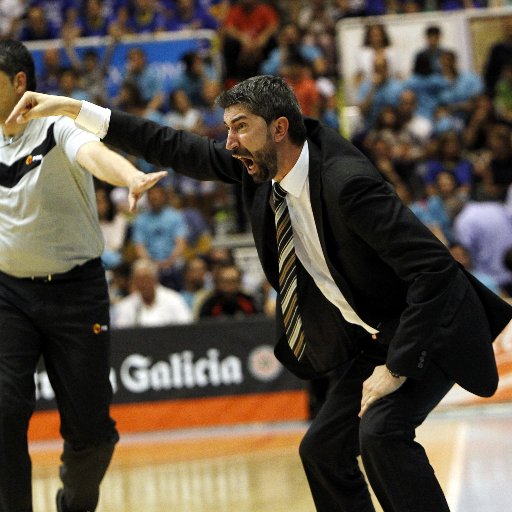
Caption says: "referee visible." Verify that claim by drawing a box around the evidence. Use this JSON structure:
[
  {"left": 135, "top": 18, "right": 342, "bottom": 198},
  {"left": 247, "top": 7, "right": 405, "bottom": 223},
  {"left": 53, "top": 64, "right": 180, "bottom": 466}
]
[{"left": 0, "top": 40, "right": 166, "bottom": 512}]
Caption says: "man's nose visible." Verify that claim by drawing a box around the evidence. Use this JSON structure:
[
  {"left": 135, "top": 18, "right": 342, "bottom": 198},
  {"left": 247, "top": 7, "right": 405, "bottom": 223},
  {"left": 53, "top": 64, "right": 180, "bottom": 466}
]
[{"left": 225, "top": 130, "right": 239, "bottom": 151}]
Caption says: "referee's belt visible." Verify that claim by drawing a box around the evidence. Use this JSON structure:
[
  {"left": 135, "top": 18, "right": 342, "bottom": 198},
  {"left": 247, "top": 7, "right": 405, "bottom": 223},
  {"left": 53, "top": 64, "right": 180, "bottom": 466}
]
[{"left": 25, "top": 258, "right": 102, "bottom": 283}]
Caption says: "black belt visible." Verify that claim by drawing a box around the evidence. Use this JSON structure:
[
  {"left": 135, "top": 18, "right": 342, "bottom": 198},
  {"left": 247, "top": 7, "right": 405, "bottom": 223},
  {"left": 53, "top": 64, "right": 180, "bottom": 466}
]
[{"left": 23, "top": 258, "right": 102, "bottom": 283}]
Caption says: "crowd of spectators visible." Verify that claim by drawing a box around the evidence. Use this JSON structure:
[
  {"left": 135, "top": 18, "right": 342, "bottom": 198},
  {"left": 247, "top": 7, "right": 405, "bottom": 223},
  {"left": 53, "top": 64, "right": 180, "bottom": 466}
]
[{"left": 2, "top": 0, "right": 512, "bottom": 329}]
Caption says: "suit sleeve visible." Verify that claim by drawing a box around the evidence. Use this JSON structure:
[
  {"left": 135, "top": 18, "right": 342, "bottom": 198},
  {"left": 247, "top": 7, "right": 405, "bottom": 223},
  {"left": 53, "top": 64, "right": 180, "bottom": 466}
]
[
  {"left": 337, "top": 173, "right": 459, "bottom": 378},
  {"left": 104, "top": 109, "right": 242, "bottom": 184}
]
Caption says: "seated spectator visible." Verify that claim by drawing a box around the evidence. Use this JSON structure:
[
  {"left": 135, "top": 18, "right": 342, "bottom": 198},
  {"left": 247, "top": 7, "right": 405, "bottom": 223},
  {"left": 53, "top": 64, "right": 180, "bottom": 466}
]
[
  {"left": 131, "top": 184, "right": 188, "bottom": 288},
  {"left": 316, "top": 76, "right": 340, "bottom": 130},
  {"left": 402, "top": 52, "right": 449, "bottom": 121},
  {"left": 172, "top": 50, "right": 218, "bottom": 108},
  {"left": 166, "top": 0, "right": 218, "bottom": 31},
  {"left": 19, "top": 4, "right": 59, "bottom": 40},
  {"left": 280, "top": 54, "right": 321, "bottom": 119},
  {"left": 296, "top": 0, "right": 339, "bottom": 77},
  {"left": 431, "top": 103, "right": 464, "bottom": 137},
  {"left": 120, "top": 47, "right": 164, "bottom": 112},
  {"left": 221, "top": 0, "right": 279, "bottom": 85},
  {"left": 0, "top": 0, "right": 26, "bottom": 40},
  {"left": 493, "top": 62, "right": 512, "bottom": 124},
  {"left": 454, "top": 200, "right": 512, "bottom": 294},
  {"left": 198, "top": 80, "right": 226, "bottom": 140},
  {"left": 165, "top": 88, "right": 203, "bottom": 133},
  {"left": 112, "top": 259, "right": 193, "bottom": 328},
  {"left": 356, "top": 54, "right": 403, "bottom": 131},
  {"left": 396, "top": 88, "right": 433, "bottom": 145},
  {"left": 125, "top": 0, "right": 166, "bottom": 34},
  {"left": 73, "top": 0, "right": 112, "bottom": 37},
  {"left": 56, "top": 67, "right": 91, "bottom": 102},
  {"left": 438, "top": 49, "right": 483, "bottom": 123},
  {"left": 483, "top": 17, "right": 512, "bottom": 99},
  {"left": 95, "top": 186, "right": 129, "bottom": 271},
  {"left": 198, "top": 262, "right": 260, "bottom": 319},
  {"left": 473, "top": 123, "right": 512, "bottom": 201},
  {"left": 413, "top": 25, "right": 447, "bottom": 75},
  {"left": 179, "top": 256, "right": 211, "bottom": 316},
  {"left": 422, "top": 130, "right": 473, "bottom": 199},
  {"left": 463, "top": 94, "right": 501, "bottom": 153},
  {"left": 260, "top": 22, "right": 325, "bottom": 78},
  {"left": 353, "top": 22, "right": 402, "bottom": 89},
  {"left": 449, "top": 242, "right": 501, "bottom": 295},
  {"left": 37, "top": 47, "right": 62, "bottom": 95},
  {"left": 435, "top": 170, "right": 468, "bottom": 222}
]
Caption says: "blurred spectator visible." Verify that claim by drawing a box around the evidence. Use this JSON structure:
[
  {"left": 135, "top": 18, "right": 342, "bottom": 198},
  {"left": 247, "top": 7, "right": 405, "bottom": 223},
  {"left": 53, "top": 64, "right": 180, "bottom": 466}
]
[
  {"left": 221, "top": 0, "right": 279, "bottom": 85},
  {"left": 125, "top": 0, "right": 166, "bottom": 34},
  {"left": 30, "top": 0, "right": 74, "bottom": 33},
  {"left": 120, "top": 47, "right": 164, "bottom": 111},
  {"left": 19, "top": 4, "right": 59, "bottom": 40},
  {"left": 473, "top": 123, "right": 512, "bottom": 201},
  {"left": 0, "top": 0, "right": 26, "bottom": 40},
  {"left": 316, "top": 76, "right": 340, "bottom": 130},
  {"left": 363, "top": 105, "right": 422, "bottom": 188},
  {"left": 396, "top": 88, "right": 433, "bottom": 144},
  {"left": 200, "top": 0, "right": 230, "bottom": 23},
  {"left": 179, "top": 256, "right": 211, "bottom": 315},
  {"left": 96, "top": 186, "right": 129, "bottom": 271},
  {"left": 172, "top": 50, "right": 218, "bottom": 107},
  {"left": 165, "top": 88, "right": 203, "bottom": 133},
  {"left": 131, "top": 184, "right": 188, "bottom": 287},
  {"left": 353, "top": 23, "right": 403, "bottom": 89},
  {"left": 483, "top": 17, "right": 512, "bottom": 98},
  {"left": 109, "top": 260, "right": 132, "bottom": 305},
  {"left": 454, "top": 200, "right": 512, "bottom": 294},
  {"left": 402, "top": 52, "right": 449, "bottom": 120},
  {"left": 449, "top": 242, "right": 501, "bottom": 295},
  {"left": 435, "top": 169, "right": 468, "bottom": 221},
  {"left": 413, "top": 25, "right": 447, "bottom": 74},
  {"left": 394, "top": 181, "right": 452, "bottom": 246},
  {"left": 260, "top": 22, "right": 326, "bottom": 78},
  {"left": 438, "top": 49, "right": 483, "bottom": 123},
  {"left": 280, "top": 54, "right": 321, "bottom": 119},
  {"left": 356, "top": 54, "right": 403, "bottom": 131},
  {"left": 113, "top": 258, "right": 193, "bottom": 328},
  {"left": 494, "top": 63, "right": 512, "bottom": 124},
  {"left": 37, "top": 47, "right": 62, "bottom": 95},
  {"left": 73, "top": 0, "right": 112, "bottom": 37},
  {"left": 198, "top": 80, "right": 226, "bottom": 140},
  {"left": 422, "top": 130, "right": 473, "bottom": 200},
  {"left": 431, "top": 103, "right": 464, "bottom": 137},
  {"left": 63, "top": 29, "right": 119, "bottom": 105},
  {"left": 463, "top": 94, "right": 500, "bottom": 152},
  {"left": 56, "top": 67, "right": 91, "bottom": 102},
  {"left": 297, "top": 0, "right": 338, "bottom": 77},
  {"left": 166, "top": 0, "right": 218, "bottom": 31},
  {"left": 439, "top": 0, "right": 484, "bottom": 10},
  {"left": 198, "top": 262, "right": 260, "bottom": 319}
]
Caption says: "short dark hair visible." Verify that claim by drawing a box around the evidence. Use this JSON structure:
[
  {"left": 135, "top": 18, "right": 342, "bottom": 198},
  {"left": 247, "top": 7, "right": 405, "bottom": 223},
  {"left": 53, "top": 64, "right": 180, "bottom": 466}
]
[
  {"left": 216, "top": 75, "right": 307, "bottom": 145},
  {"left": 0, "top": 40, "right": 37, "bottom": 91},
  {"left": 425, "top": 25, "right": 441, "bottom": 37}
]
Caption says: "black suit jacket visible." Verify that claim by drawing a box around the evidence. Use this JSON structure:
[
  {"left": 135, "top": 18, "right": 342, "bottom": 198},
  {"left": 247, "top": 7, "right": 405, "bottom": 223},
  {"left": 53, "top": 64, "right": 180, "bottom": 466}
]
[{"left": 104, "top": 111, "right": 512, "bottom": 397}]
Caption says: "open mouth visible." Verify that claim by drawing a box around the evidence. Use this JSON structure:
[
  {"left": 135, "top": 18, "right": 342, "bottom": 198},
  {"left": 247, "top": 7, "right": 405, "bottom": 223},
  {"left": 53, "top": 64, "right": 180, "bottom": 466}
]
[{"left": 233, "top": 154, "right": 255, "bottom": 173}]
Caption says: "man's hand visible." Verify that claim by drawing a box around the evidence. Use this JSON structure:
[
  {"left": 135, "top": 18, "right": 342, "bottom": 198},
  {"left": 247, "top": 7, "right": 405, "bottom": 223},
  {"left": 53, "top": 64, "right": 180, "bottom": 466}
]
[
  {"left": 359, "top": 365, "right": 407, "bottom": 418},
  {"left": 128, "top": 171, "right": 168, "bottom": 212},
  {"left": 6, "top": 91, "right": 82, "bottom": 127}
]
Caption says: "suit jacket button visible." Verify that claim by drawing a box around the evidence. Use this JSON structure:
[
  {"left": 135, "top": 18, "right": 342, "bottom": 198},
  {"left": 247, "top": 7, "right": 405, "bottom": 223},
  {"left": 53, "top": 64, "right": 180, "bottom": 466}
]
[
  {"left": 421, "top": 350, "right": 427, "bottom": 356},
  {"left": 418, "top": 362, "right": 424, "bottom": 368}
]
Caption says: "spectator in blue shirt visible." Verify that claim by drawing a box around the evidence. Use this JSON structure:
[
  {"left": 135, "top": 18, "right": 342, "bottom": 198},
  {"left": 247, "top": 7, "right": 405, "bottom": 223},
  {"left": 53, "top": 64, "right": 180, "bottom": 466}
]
[
  {"left": 166, "top": 0, "right": 219, "bottom": 31},
  {"left": 126, "top": 0, "right": 166, "bottom": 34},
  {"left": 132, "top": 184, "right": 188, "bottom": 288},
  {"left": 19, "top": 5, "right": 60, "bottom": 40}
]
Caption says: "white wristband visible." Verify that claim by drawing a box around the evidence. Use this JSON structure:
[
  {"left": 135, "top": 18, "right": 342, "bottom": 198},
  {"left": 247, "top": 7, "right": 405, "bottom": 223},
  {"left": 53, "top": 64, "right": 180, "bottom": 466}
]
[{"left": 75, "top": 101, "right": 111, "bottom": 139}]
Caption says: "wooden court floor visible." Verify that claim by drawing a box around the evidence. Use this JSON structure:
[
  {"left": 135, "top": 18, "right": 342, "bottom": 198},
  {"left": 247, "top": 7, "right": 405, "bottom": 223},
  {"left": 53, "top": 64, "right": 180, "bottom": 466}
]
[{"left": 30, "top": 404, "right": 512, "bottom": 512}]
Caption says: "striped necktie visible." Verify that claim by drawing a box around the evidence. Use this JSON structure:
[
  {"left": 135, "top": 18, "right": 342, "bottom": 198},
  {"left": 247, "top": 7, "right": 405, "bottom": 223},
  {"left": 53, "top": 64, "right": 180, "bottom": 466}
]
[{"left": 273, "top": 182, "right": 306, "bottom": 361}]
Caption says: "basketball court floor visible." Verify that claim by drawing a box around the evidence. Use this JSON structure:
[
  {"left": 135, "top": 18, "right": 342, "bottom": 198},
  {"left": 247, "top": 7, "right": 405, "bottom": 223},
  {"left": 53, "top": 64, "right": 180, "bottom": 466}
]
[{"left": 30, "top": 403, "right": 512, "bottom": 512}]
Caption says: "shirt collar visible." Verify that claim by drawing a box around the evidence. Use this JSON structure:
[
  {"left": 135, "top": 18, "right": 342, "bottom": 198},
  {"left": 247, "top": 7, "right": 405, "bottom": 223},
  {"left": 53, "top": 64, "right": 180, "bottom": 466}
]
[{"left": 275, "top": 140, "right": 309, "bottom": 198}]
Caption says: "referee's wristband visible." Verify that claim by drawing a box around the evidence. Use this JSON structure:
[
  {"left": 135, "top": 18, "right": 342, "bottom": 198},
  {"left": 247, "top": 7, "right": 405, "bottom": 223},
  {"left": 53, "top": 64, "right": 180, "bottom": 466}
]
[{"left": 75, "top": 101, "right": 111, "bottom": 139}]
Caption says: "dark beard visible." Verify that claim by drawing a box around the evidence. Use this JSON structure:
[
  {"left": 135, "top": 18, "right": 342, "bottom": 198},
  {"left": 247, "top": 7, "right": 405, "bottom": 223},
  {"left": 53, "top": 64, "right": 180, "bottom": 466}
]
[{"left": 251, "top": 139, "right": 278, "bottom": 184}]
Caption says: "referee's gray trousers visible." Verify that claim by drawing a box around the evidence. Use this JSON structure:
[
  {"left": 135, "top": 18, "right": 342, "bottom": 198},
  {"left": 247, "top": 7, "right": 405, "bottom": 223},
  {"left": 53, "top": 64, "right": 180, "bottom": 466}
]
[{"left": 0, "top": 259, "right": 119, "bottom": 512}]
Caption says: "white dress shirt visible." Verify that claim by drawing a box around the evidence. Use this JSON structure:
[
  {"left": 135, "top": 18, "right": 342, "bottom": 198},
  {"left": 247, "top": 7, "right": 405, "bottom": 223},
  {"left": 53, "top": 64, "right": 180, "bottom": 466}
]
[{"left": 278, "top": 142, "right": 378, "bottom": 335}]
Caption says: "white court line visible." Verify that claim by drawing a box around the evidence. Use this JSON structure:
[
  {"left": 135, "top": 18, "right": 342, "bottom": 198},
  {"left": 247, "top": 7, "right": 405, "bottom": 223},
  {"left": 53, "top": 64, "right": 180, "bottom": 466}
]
[{"left": 446, "top": 422, "right": 469, "bottom": 512}]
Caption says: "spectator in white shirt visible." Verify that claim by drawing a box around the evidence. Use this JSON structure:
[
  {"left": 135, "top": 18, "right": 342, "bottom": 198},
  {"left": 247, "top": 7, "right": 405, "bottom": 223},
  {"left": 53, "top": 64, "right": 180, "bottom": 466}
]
[{"left": 113, "top": 258, "right": 193, "bottom": 328}]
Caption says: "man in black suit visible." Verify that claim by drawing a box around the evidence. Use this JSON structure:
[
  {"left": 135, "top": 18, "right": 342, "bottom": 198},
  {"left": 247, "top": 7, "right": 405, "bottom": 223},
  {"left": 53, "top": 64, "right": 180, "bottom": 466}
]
[{"left": 8, "top": 75, "right": 512, "bottom": 512}]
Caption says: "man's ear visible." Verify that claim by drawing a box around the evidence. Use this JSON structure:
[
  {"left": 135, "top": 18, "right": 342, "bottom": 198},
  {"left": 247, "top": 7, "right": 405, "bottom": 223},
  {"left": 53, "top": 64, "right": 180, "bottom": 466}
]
[
  {"left": 14, "top": 71, "right": 28, "bottom": 94},
  {"left": 273, "top": 116, "right": 289, "bottom": 143}
]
